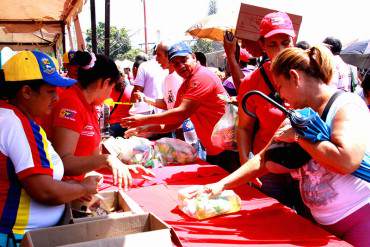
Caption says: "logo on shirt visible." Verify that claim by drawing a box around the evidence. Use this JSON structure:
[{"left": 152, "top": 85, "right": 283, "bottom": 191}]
[
  {"left": 81, "top": 125, "right": 96, "bottom": 137},
  {"left": 167, "top": 90, "right": 175, "bottom": 103},
  {"left": 59, "top": 108, "right": 77, "bottom": 121}
]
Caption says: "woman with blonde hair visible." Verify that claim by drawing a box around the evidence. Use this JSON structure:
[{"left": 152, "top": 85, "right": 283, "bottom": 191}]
[{"left": 191, "top": 45, "right": 370, "bottom": 246}]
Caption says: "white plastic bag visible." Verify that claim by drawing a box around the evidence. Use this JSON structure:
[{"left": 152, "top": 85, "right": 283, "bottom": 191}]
[
  {"left": 154, "top": 137, "right": 197, "bottom": 164},
  {"left": 211, "top": 103, "right": 238, "bottom": 151}
]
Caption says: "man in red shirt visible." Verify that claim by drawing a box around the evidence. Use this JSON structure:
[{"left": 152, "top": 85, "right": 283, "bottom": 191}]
[{"left": 122, "top": 42, "right": 240, "bottom": 172}]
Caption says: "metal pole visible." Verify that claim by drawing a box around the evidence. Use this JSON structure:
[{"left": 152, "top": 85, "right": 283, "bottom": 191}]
[
  {"left": 61, "top": 23, "right": 66, "bottom": 54},
  {"left": 104, "top": 0, "right": 110, "bottom": 57},
  {"left": 90, "top": 0, "right": 97, "bottom": 54},
  {"left": 67, "top": 25, "right": 74, "bottom": 50},
  {"left": 143, "top": 0, "right": 148, "bottom": 54}
]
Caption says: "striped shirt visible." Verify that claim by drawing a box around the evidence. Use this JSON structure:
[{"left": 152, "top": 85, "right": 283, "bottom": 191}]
[{"left": 0, "top": 101, "right": 64, "bottom": 237}]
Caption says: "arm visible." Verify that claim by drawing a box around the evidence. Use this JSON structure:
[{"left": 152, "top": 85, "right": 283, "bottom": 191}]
[
  {"left": 52, "top": 127, "right": 145, "bottom": 189},
  {"left": 21, "top": 174, "right": 100, "bottom": 206},
  {"left": 135, "top": 91, "right": 168, "bottom": 110},
  {"left": 236, "top": 109, "right": 257, "bottom": 164},
  {"left": 122, "top": 98, "right": 199, "bottom": 128},
  {"left": 124, "top": 123, "right": 180, "bottom": 138},
  {"left": 224, "top": 35, "right": 245, "bottom": 92},
  {"left": 130, "top": 85, "right": 144, "bottom": 102},
  {"left": 52, "top": 127, "right": 107, "bottom": 175},
  {"left": 275, "top": 104, "right": 369, "bottom": 174}
]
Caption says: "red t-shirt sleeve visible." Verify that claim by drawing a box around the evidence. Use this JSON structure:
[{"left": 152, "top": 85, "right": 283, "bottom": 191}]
[{"left": 52, "top": 99, "right": 85, "bottom": 133}]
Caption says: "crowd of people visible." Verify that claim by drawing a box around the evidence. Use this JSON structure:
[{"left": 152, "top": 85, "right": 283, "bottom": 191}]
[{"left": 0, "top": 9, "right": 368, "bottom": 247}]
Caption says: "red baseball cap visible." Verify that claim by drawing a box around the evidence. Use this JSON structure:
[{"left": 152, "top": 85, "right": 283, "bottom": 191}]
[{"left": 259, "top": 12, "right": 296, "bottom": 38}]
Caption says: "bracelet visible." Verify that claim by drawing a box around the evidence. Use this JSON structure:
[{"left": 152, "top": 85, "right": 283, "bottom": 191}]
[{"left": 294, "top": 133, "right": 300, "bottom": 143}]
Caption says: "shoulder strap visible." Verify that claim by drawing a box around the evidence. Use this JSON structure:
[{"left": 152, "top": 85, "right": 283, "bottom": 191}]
[
  {"left": 259, "top": 65, "right": 276, "bottom": 93},
  {"left": 260, "top": 64, "right": 283, "bottom": 104},
  {"left": 321, "top": 91, "right": 344, "bottom": 121},
  {"left": 110, "top": 86, "right": 125, "bottom": 115}
]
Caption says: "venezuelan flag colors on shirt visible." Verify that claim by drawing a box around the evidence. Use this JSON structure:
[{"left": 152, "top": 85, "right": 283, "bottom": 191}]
[{"left": 0, "top": 101, "right": 64, "bottom": 239}]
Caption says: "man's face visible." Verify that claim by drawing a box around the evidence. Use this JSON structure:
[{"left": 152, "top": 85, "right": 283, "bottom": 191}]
[
  {"left": 156, "top": 46, "right": 169, "bottom": 69},
  {"left": 260, "top": 33, "right": 294, "bottom": 61},
  {"left": 170, "top": 54, "right": 197, "bottom": 79}
]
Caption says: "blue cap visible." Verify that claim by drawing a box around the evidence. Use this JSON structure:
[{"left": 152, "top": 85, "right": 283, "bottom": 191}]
[{"left": 168, "top": 42, "right": 192, "bottom": 61}]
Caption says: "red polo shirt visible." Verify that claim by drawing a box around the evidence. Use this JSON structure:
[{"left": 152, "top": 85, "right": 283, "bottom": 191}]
[
  {"left": 45, "top": 85, "right": 101, "bottom": 180},
  {"left": 175, "top": 65, "right": 226, "bottom": 155},
  {"left": 237, "top": 62, "right": 285, "bottom": 154}
]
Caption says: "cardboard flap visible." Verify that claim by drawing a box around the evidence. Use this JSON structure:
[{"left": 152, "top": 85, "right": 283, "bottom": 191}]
[
  {"left": 235, "top": 3, "right": 302, "bottom": 41},
  {"left": 21, "top": 213, "right": 174, "bottom": 247}
]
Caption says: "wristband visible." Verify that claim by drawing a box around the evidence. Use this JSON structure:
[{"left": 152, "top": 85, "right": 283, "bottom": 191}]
[{"left": 294, "top": 133, "right": 301, "bottom": 143}]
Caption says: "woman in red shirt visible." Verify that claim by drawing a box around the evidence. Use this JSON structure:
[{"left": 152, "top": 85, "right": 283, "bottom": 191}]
[
  {"left": 225, "top": 12, "right": 309, "bottom": 215},
  {"left": 45, "top": 51, "right": 152, "bottom": 189}
]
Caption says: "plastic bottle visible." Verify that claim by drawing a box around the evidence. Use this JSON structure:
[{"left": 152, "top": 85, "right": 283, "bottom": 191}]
[
  {"left": 99, "top": 103, "right": 111, "bottom": 138},
  {"left": 182, "top": 119, "right": 198, "bottom": 145}
]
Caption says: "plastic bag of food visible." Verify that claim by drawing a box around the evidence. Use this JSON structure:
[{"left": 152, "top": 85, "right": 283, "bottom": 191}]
[
  {"left": 211, "top": 103, "right": 238, "bottom": 151},
  {"left": 154, "top": 137, "right": 197, "bottom": 164},
  {"left": 114, "top": 136, "right": 157, "bottom": 167},
  {"left": 178, "top": 186, "right": 241, "bottom": 220}
]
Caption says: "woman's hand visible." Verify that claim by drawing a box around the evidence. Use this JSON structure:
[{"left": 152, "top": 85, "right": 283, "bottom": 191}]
[
  {"left": 203, "top": 182, "right": 225, "bottom": 198},
  {"left": 273, "top": 119, "right": 297, "bottom": 143},
  {"left": 106, "top": 155, "right": 133, "bottom": 189},
  {"left": 127, "top": 164, "right": 156, "bottom": 178},
  {"left": 186, "top": 182, "right": 226, "bottom": 199},
  {"left": 80, "top": 175, "right": 102, "bottom": 195}
]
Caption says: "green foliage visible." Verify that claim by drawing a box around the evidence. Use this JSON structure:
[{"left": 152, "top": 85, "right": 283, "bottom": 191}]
[
  {"left": 191, "top": 39, "right": 214, "bottom": 54},
  {"left": 119, "top": 48, "right": 144, "bottom": 61},
  {"left": 86, "top": 22, "right": 131, "bottom": 60}
]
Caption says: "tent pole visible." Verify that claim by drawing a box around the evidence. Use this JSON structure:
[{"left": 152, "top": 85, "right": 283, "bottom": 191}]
[
  {"left": 61, "top": 23, "right": 66, "bottom": 54},
  {"left": 104, "top": 0, "right": 110, "bottom": 57},
  {"left": 90, "top": 0, "right": 97, "bottom": 54}
]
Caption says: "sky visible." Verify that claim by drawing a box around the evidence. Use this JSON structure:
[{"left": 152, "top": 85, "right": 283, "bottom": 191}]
[{"left": 77, "top": 0, "right": 368, "bottom": 51}]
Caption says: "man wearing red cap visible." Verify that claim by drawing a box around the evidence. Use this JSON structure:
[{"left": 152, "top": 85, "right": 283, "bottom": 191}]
[{"left": 225, "top": 12, "right": 309, "bottom": 215}]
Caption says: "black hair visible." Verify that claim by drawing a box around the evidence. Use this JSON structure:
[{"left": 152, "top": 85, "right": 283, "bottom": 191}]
[
  {"left": 74, "top": 51, "right": 120, "bottom": 89},
  {"left": 194, "top": 52, "right": 207, "bottom": 66},
  {"left": 135, "top": 54, "right": 148, "bottom": 62},
  {"left": 362, "top": 73, "right": 370, "bottom": 98},
  {"left": 0, "top": 70, "right": 44, "bottom": 100},
  {"left": 323, "top": 37, "right": 342, "bottom": 55},
  {"left": 296, "top": 41, "right": 310, "bottom": 50},
  {"left": 133, "top": 59, "right": 145, "bottom": 70}
]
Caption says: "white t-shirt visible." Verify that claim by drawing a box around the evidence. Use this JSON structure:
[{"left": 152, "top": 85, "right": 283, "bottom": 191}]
[
  {"left": 133, "top": 59, "right": 168, "bottom": 113},
  {"left": 0, "top": 105, "right": 65, "bottom": 235},
  {"left": 163, "top": 71, "right": 183, "bottom": 109},
  {"left": 292, "top": 93, "right": 370, "bottom": 225},
  {"left": 330, "top": 55, "right": 357, "bottom": 92}
]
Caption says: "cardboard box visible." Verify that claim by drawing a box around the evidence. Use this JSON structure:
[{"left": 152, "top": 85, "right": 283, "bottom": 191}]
[
  {"left": 235, "top": 3, "right": 302, "bottom": 41},
  {"left": 63, "top": 190, "right": 144, "bottom": 224},
  {"left": 21, "top": 213, "right": 178, "bottom": 247}
]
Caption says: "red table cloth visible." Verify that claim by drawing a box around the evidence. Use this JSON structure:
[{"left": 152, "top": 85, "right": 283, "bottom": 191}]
[{"left": 100, "top": 163, "right": 351, "bottom": 246}]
